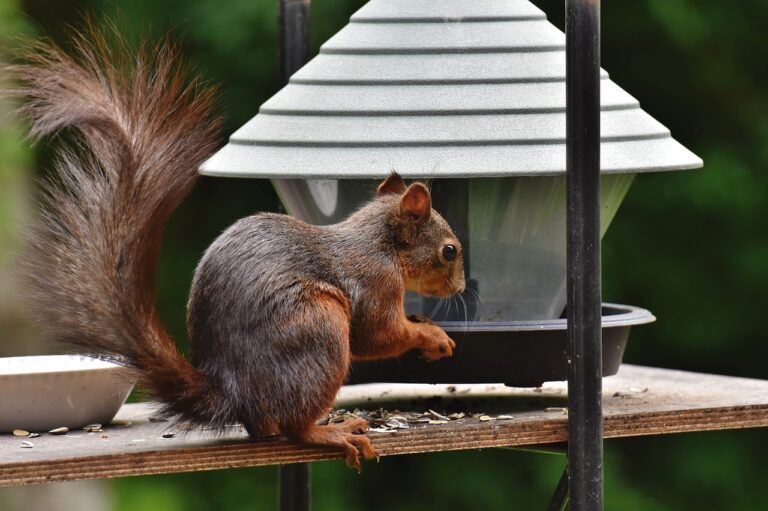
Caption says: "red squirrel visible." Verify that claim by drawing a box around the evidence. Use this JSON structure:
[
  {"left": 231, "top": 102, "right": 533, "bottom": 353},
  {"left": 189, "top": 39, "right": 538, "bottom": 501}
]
[{"left": 12, "top": 26, "right": 465, "bottom": 469}]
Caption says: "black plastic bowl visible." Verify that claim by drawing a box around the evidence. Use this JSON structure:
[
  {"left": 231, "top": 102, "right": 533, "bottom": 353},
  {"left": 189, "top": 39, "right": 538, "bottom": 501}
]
[{"left": 347, "top": 303, "right": 655, "bottom": 387}]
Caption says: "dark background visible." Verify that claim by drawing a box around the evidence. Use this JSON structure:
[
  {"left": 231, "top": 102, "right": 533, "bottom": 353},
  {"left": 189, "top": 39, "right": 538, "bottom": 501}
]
[{"left": 1, "top": 0, "right": 766, "bottom": 509}]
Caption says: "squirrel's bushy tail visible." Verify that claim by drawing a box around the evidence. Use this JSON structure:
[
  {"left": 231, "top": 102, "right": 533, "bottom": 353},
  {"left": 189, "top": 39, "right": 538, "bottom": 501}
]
[{"left": 12, "top": 23, "right": 226, "bottom": 425}]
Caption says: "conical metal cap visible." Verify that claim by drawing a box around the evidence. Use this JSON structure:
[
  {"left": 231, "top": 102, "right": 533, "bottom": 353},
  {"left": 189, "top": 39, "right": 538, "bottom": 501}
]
[{"left": 201, "top": 0, "right": 702, "bottom": 178}]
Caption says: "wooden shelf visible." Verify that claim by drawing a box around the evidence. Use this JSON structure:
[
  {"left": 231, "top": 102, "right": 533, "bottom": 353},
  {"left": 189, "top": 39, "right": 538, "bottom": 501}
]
[{"left": 1, "top": 365, "right": 766, "bottom": 487}]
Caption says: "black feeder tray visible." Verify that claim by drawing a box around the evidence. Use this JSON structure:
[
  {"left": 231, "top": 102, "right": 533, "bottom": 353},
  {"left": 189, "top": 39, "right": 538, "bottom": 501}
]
[{"left": 348, "top": 304, "right": 654, "bottom": 388}]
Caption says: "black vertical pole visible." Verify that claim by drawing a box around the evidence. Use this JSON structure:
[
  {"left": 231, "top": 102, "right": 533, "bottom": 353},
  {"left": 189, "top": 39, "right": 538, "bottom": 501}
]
[
  {"left": 278, "top": 2, "right": 311, "bottom": 511},
  {"left": 279, "top": 464, "right": 311, "bottom": 511},
  {"left": 279, "top": 0, "right": 310, "bottom": 84},
  {"left": 565, "top": 0, "right": 603, "bottom": 510}
]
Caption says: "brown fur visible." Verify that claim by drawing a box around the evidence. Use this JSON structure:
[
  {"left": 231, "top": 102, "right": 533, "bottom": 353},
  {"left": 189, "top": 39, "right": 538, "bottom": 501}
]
[
  {"left": 10, "top": 23, "right": 223, "bottom": 423},
  {"left": 11, "top": 25, "right": 465, "bottom": 469}
]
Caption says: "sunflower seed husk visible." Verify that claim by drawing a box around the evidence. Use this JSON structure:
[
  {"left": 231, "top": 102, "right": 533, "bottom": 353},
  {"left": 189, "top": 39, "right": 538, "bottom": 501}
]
[
  {"left": 20, "top": 440, "right": 33, "bottom": 448},
  {"left": 83, "top": 424, "right": 103, "bottom": 432},
  {"left": 496, "top": 415, "right": 515, "bottom": 420},
  {"left": 28, "top": 433, "right": 40, "bottom": 438},
  {"left": 428, "top": 419, "right": 448, "bottom": 425},
  {"left": 385, "top": 419, "right": 409, "bottom": 429},
  {"left": 12, "top": 429, "right": 29, "bottom": 437},
  {"left": 545, "top": 407, "right": 567, "bottom": 413},
  {"left": 427, "top": 409, "right": 450, "bottom": 421},
  {"left": 48, "top": 427, "right": 69, "bottom": 435},
  {"left": 479, "top": 415, "right": 493, "bottom": 421},
  {"left": 448, "top": 412, "right": 465, "bottom": 420}
]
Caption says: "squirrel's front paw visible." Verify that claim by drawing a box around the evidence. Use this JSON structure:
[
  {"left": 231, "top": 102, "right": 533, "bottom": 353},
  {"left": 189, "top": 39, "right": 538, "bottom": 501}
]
[
  {"left": 407, "top": 314, "right": 435, "bottom": 325},
  {"left": 418, "top": 324, "right": 456, "bottom": 362}
]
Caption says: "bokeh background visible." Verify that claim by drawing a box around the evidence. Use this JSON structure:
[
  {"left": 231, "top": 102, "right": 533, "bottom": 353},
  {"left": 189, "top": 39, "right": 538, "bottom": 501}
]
[{"left": 1, "top": 0, "right": 766, "bottom": 509}]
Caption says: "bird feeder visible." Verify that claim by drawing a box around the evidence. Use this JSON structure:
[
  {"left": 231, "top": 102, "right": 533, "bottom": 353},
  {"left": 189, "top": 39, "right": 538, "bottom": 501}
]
[{"left": 201, "top": 0, "right": 701, "bottom": 385}]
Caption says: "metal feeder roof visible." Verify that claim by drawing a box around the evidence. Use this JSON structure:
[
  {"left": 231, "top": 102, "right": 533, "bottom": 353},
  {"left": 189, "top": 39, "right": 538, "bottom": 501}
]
[{"left": 201, "top": 0, "right": 702, "bottom": 179}]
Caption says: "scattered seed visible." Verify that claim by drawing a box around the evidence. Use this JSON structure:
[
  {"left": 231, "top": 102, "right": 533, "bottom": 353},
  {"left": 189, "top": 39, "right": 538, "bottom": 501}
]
[
  {"left": 101, "top": 434, "right": 109, "bottom": 439},
  {"left": 161, "top": 432, "right": 175, "bottom": 439},
  {"left": 427, "top": 409, "right": 450, "bottom": 421},
  {"left": 614, "top": 386, "right": 649, "bottom": 398},
  {"left": 20, "top": 441, "right": 33, "bottom": 448},
  {"left": 368, "top": 427, "right": 396, "bottom": 433},
  {"left": 48, "top": 427, "right": 69, "bottom": 435},
  {"left": 13, "top": 429, "right": 30, "bottom": 437},
  {"left": 479, "top": 415, "right": 493, "bottom": 422},
  {"left": 496, "top": 415, "right": 515, "bottom": 420},
  {"left": 387, "top": 419, "right": 409, "bottom": 430},
  {"left": 28, "top": 433, "right": 40, "bottom": 438}
]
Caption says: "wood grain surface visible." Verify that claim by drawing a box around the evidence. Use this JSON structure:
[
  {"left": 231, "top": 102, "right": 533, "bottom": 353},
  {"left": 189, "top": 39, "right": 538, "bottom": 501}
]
[{"left": 1, "top": 365, "right": 766, "bottom": 487}]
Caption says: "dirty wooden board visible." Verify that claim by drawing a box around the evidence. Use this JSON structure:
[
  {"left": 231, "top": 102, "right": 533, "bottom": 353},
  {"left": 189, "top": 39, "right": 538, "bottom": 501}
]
[{"left": 1, "top": 365, "right": 767, "bottom": 487}]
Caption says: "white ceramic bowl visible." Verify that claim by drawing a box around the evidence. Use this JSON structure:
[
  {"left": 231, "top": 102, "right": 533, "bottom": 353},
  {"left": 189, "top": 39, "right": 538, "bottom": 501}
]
[{"left": 0, "top": 355, "right": 136, "bottom": 432}]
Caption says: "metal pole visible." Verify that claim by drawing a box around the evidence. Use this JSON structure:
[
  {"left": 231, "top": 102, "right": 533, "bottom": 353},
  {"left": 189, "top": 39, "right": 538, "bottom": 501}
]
[
  {"left": 279, "top": 0, "right": 310, "bottom": 84},
  {"left": 565, "top": 0, "right": 603, "bottom": 510},
  {"left": 279, "top": 463, "right": 311, "bottom": 511},
  {"left": 547, "top": 466, "right": 571, "bottom": 511},
  {"left": 278, "top": 2, "right": 311, "bottom": 511}
]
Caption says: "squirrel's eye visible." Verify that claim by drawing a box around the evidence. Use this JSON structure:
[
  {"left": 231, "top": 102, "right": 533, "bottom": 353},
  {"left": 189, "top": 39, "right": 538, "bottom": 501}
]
[{"left": 442, "top": 244, "right": 457, "bottom": 262}]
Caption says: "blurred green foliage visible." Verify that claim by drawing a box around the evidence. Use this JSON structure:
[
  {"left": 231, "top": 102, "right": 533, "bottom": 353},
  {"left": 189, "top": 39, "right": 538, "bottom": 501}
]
[{"left": 1, "top": 0, "right": 766, "bottom": 509}]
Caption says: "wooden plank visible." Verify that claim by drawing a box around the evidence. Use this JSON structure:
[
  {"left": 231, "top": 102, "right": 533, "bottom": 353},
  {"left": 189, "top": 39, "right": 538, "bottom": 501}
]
[
  {"left": 201, "top": 137, "right": 702, "bottom": 179},
  {"left": 258, "top": 81, "right": 636, "bottom": 116},
  {"left": 1, "top": 365, "right": 766, "bottom": 487},
  {"left": 231, "top": 108, "right": 668, "bottom": 146},
  {"left": 321, "top": 20, "right": 564, "bottom": 55},
  {"left": 290, "top": 53, "right": 609, "bottom": 85},
  {"left": 350, "top": 0, "right": 545, "bottom": 23}
]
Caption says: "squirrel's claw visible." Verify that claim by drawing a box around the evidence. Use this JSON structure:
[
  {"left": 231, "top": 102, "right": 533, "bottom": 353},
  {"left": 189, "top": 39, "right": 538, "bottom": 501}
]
[{"left": 419, "top": 330, "right": 456, "bottom": 362}]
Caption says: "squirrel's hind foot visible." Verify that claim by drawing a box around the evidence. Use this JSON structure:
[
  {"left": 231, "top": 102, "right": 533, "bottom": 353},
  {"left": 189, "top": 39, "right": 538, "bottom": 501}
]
[{"left": 294, "top": 419, "right": 378, "bottom": 471}]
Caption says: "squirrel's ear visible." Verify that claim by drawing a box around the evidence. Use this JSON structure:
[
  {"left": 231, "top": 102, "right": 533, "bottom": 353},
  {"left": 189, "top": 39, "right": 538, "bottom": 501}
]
[
  {"left": 399, "top": 183, "right": 431, "bottom": 223},
  {"left": 377, "top": 172, "right": 407, "bottom": 195}
]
